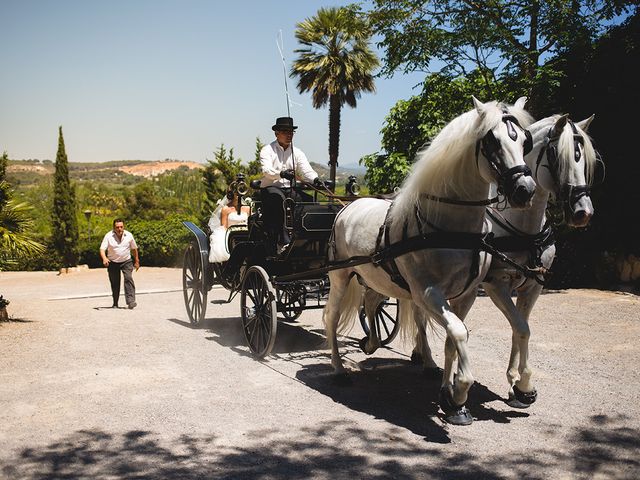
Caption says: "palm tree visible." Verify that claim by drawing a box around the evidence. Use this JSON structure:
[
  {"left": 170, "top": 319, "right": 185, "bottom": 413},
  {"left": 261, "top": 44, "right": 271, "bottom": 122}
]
[
  {"left": 0, "top": 199, "right": 46, "bottom": 269},
  {"left": 1, "top": 152, "right": 45, "bottom": 270},
  {"left": 291, "top": 7, "right": 379, "bottom": 186}
]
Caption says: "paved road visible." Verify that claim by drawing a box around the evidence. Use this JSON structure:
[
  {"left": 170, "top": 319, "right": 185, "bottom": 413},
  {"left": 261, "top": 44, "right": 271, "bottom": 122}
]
[{"left": 1, "top": 268, "right": 639, "bottom": 479}]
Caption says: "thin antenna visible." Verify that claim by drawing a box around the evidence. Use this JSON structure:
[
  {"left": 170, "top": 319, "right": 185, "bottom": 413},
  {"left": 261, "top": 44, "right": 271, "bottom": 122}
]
[
  {"left": 277, "top": 30, "right": 292, "bottom": 118},
  {"left": 276, "top": 30, "right": 296, "bottom": 189}
]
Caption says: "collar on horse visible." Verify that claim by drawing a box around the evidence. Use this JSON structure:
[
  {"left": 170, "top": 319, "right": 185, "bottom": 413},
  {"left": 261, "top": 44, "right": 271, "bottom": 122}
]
[{"left": 485, "top": 208, "right": 554, "bottom": 285}]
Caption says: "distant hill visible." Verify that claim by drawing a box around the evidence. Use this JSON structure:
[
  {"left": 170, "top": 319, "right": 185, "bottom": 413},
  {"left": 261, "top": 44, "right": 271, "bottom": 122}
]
[
  {"left": 6, "top": 159, "right": 203, "bottom": 185},
  {"left": 7, "top": 159, "right": 364, "bottom": 186}
]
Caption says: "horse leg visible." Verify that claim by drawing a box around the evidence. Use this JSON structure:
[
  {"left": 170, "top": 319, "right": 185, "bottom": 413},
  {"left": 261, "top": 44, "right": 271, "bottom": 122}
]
[
  {"left": 359, "top": 288, "right": 386, "bottom": 355},
  {"left": 483, "top": 278, "right": 538, "bottom": 408},
  {"left": 410, "top": 302, "right": 442, "bottom": 378},
  {"left": 511, "top": 280, "right": 544, "bottom": 406},
  {"left": 441, "top": 290, "right": 478, "bottom": 385},
  {"left": 417, "top": 287, "right": 474, "bottom": 425},
  {"left": 323, "top": 269, "right": 353, "bottom": 376}
]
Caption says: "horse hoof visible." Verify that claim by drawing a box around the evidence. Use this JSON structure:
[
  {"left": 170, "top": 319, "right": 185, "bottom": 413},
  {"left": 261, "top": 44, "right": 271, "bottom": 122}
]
[
  {"left": 423, "top": 366, "right": 443, "bottom": 380},
  {"left": 439, "top": 387, "right": 473, "bottom": 426},
  {"left": 506, "top": 397, "right": 531, "bottom": 409},
  {"left": 358, "top": 337, "right": 377, "bottom": 355},
  {"left": 444, "top": 405, "right": 473, "bottom": 426},
  {"left": 410, "top": 352, "right": 423, "bottom": 364},
  {"left": 332, "top": 372, "right": 353, "bottom": 386},
  {"left": 508, "top": 386, "right": 537, "bottom": 407}
]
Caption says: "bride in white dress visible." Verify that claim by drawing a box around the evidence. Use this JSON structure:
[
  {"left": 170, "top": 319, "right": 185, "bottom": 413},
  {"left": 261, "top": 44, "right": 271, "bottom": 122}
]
[{"left": 208, "top": 189, "right": 250, "bottom": 263}]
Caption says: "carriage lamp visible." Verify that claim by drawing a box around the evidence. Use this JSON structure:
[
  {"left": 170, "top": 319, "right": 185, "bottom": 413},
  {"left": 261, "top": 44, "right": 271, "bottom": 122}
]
[{"left": 346, "top": 175, "right": 360, "bottom": 196}]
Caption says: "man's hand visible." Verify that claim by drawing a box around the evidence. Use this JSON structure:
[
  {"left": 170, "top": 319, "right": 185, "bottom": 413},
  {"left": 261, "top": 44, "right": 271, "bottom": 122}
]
[
  {"left": 280, "top": 169, "right": 295, "bottom": 181},
  {"left": 313, "top": 177, "right": 323, "bottom": 187},
  {"left": 102, "top": 259, "right": 109, "bottom": 267}
]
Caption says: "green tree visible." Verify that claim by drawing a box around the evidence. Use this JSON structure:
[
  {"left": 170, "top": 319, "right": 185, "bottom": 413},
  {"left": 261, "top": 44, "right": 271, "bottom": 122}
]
[
  {"left": 0, "top": 151, "right": 45, "bottom": 271},
  {"left": 359, "top": 152, "right": 411, "bottom": 194},
  {"left": 51, "top": 126, "right": 79, "bottom": 268},
  {"left": 201, "top": 145, "right": 243, "bottom": 222},
  {"left": 361, "top": 72, "right": 506, "bottom": 193},
  {"left": 291, "top": 6, "right": 379, "bottom": 185},
  {"left": 363, "top": 0, "right": 634, "bottom": 116},
  {"left": 247, "top": 137, "right": 264, "bottom": 179}
]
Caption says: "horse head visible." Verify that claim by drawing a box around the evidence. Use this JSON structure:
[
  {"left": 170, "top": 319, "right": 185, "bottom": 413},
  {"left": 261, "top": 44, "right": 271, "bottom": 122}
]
[
  {"left": 529, "top": 114, "right": 597, "bottom": 228},
  {"left": 473, "top": 96, "right": 536, "bottom": 209}
]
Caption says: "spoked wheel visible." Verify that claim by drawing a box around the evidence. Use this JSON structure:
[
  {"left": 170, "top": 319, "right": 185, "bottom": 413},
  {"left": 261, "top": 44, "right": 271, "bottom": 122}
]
[
  {"left": 277, "top": 286, "right": 305, "bottom": 322},
  {"left": 359, "top": 298, "right": 400, "bottom": 346},
  {"left": 241, "top": 266, "right": 278, "bottom": 358},
  {"left": 182, "top": 242, "right": 208, "bottom": 326}
]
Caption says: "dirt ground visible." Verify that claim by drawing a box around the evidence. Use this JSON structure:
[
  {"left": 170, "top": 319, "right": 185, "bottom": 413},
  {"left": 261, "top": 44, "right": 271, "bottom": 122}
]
[{"left": 1, "top": 267, "right": 639, "bottom": 479}]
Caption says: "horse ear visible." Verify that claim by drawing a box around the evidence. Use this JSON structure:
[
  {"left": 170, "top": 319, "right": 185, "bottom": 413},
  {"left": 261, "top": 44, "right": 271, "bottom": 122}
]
[
  {"left": 472, "top": 96, "right": 486, "bottom": 117},
  {"left": 514, "top": 96, "right": 527, "bottom": 109},
  {"left": 576, "top": 114, "right": 595, "bottom": 132},
  {"left": 551, "top": 114, "right": 569, "bottom": 137}
]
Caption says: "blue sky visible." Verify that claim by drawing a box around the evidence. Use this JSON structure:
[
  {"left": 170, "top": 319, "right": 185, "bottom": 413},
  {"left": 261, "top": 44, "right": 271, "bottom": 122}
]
[{"left": 0, "top": 0, "right": 425, "bottom": 168}]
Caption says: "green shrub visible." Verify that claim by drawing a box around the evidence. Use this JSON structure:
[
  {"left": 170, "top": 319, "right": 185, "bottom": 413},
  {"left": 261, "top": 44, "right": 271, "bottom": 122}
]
[{"left": 128, "top": 214, "right": 198, "bottom": 267}]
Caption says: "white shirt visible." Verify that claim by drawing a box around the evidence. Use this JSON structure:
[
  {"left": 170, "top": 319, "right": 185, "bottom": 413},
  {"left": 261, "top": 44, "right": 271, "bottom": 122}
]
[
  {"left": 100, "top": 230, "right": 138, "bottom": 262},
  {"left": 259, "top": 140, "right": 318, "bottom": 188}
]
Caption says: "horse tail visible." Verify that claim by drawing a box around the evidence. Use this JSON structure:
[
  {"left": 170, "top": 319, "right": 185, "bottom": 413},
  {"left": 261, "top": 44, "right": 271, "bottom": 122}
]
[
  {"left": 397, "top": 299, "right": 442, "bottom": 347},
  {"left": 398, "top": 298, "right": 417, "bottom": 346},
  {"left": 335, "top": 274, "right": 364, "bottom": 335}
]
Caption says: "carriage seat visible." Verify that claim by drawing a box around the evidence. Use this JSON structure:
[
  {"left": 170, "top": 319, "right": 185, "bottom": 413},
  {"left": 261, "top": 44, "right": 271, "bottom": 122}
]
[
  {"left": 226, "top": 224, "right": 249, "bottom": 253},
  {"left": 286, "top": 202, "right": 342, "bottom": 240}
]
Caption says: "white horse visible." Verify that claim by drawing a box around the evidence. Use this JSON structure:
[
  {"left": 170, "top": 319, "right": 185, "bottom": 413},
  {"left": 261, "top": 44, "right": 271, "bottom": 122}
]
[
  {"left": 324, "top": 97, "right": 536, "bottom": 425},
  {"left": 409, "top": 111, "right": 598, "bottom": 409}
]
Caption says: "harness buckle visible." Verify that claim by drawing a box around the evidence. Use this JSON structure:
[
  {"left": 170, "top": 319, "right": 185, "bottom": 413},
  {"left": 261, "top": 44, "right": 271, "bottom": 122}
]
[{"left": 371, "top": 250, "right": 385, "bottom": 266}]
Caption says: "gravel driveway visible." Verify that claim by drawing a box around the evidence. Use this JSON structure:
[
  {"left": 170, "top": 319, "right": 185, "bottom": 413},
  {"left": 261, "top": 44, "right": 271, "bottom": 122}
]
[{"left": 1, "top": 267, "right": 639, "bottom": 479}]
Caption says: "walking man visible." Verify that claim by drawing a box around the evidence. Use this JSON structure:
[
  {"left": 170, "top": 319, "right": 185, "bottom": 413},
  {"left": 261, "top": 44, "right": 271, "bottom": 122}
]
[{"left": 99, "top": 218, "right": 139, "bottom": 309}]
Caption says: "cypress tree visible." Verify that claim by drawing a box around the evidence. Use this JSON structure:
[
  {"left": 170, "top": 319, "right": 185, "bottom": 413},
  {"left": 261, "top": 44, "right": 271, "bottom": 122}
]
[{"left": 51, "top": 126, "right": 79, "bottom": 268}]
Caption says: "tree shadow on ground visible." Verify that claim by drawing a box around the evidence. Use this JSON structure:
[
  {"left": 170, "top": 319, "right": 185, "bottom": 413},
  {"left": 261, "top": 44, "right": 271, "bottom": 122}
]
[{"left": 2, "top": 415, "right": 638, "bottom": 480}]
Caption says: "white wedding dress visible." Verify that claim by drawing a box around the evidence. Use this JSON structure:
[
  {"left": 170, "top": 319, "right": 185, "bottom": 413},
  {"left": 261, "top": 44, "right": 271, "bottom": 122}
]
[{"left": 208, "top": 200, "right": 248, "bottom": 263}]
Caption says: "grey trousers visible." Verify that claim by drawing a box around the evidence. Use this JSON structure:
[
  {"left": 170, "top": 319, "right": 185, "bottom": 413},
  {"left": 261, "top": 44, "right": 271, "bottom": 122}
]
[{"left": 107, "top": 259, "right": 135, "bottom": 306}]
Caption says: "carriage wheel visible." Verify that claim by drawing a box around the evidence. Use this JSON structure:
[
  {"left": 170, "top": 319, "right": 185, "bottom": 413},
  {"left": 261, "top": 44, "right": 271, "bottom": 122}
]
[
  {"left": 182, "top": 242, "right": 208, "bottom": 326},
  {"left": 277, "top": 286, "right": 305, "bottom": 322},
  {"left": 241, "top": 266, "right": 278, "bottom": 358},
  {"left": 359, "top": 298, "right": 400, "bottom": 346}
]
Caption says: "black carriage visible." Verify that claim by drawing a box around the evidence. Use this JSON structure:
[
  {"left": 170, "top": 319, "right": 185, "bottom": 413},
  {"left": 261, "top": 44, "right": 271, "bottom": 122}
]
[{"left": 182, "top": 176, "right": 399, "bottom": 358}]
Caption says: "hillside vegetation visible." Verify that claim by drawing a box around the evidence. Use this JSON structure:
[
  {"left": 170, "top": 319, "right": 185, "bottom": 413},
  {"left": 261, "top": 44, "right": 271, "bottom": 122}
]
[{"left": 4, "top": 159, "right": 364, "bottom": 271}]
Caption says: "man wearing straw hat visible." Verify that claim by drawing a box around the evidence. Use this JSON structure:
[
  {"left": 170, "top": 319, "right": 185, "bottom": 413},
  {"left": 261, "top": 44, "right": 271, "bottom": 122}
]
[{"left": 259, "top": 116, "right": 322, "bottom": 254}]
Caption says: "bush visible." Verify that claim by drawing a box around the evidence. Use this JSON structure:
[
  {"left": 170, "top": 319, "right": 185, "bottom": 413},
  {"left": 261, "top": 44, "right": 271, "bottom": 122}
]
[{"left": 128, "top": 214, "right": 199, "bottom": 267}]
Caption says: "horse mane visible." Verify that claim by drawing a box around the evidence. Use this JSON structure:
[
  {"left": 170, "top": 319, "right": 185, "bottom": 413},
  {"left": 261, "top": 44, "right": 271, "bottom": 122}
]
[{"left": 389, "top": 100, "right": 532, "bottom": 226}]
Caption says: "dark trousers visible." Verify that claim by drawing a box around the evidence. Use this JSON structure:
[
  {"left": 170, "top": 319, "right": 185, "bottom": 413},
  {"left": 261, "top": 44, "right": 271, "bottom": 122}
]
[
  {"left": 107, "top": 260, "right": 135, "bottom": 306},
  {"left": 261, "top": 186, "right": 312, "bottom": 246}
]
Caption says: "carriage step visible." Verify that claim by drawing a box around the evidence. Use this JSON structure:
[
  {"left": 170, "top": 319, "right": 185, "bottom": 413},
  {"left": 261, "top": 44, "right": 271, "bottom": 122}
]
[{"left": 211, "top": 299, "right": 231, "bottom": 305}]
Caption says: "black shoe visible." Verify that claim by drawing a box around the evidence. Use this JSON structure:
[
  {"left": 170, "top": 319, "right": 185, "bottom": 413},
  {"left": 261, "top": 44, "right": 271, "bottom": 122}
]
[
  {"left": 112, "top": 304, "right": 119, "bottom": 308},
  {"left": 128, "top": 302, "right": 137, "bottom": 309}
]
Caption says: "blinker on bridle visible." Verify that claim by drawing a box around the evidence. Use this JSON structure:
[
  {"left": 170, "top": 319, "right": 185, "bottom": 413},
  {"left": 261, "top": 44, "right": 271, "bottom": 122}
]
[
  {"left": 422, "top": 109, "right": 534, "bottom": 207},
  {"left": 535, "top": 119, "right": 590, "bottom": 213},
  {"left": 477, "top": 111, "right": 533, "bottom": 197}
]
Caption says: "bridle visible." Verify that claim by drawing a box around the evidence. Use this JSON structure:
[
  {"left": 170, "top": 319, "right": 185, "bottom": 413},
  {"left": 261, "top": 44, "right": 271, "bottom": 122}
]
[
  {"left": 421, "top": 112, "right": 533, "bottom": 207},
  {"left": 416, "top": 110, "right": 534, "bottom": 208},
  {"left": 534, "top": 120, "right": 590, "bottom": 214}
]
